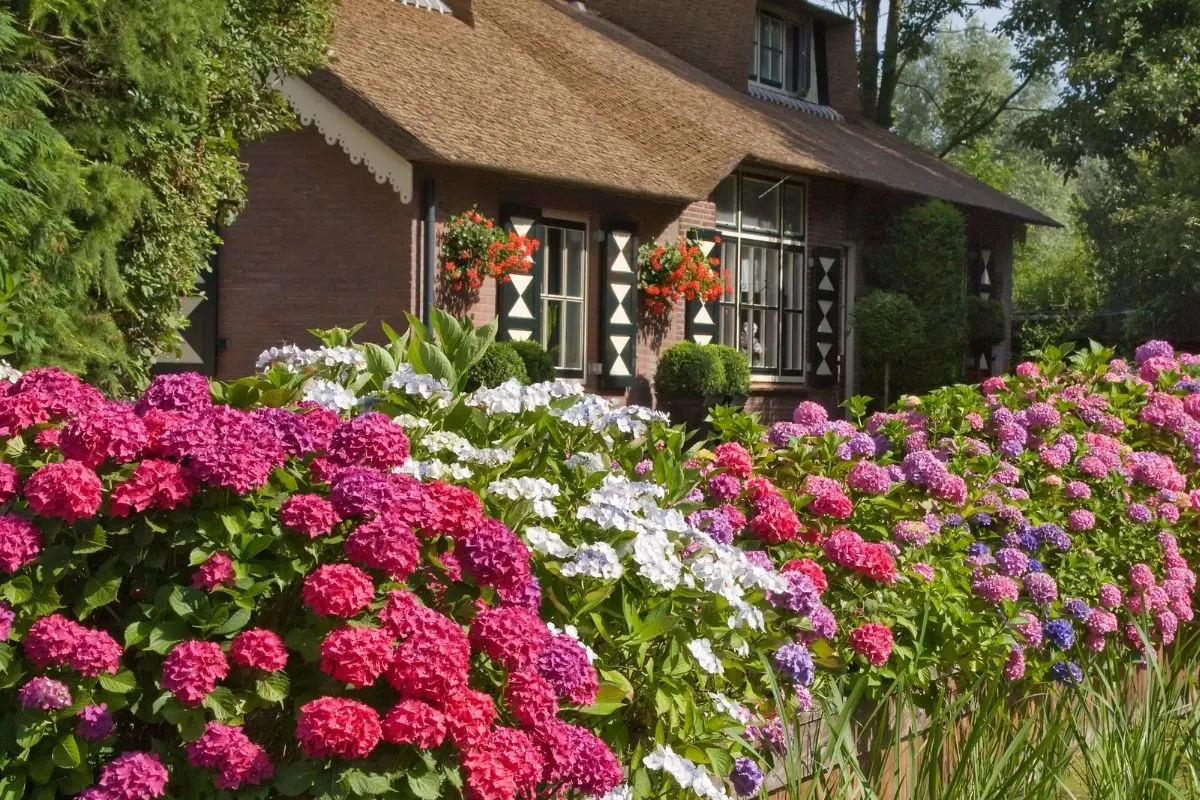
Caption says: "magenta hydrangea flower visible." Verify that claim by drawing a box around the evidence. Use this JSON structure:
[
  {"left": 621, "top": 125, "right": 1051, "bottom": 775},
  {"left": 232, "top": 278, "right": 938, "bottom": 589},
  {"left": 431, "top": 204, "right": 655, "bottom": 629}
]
[
  {"left": 0, "top": 513, "right": 40, "bottom": 574},
  {"left": 1025, "top": 572, "right": 1059, "bottom": 606},
  {"left": 91, "top": 751, "right": 170, "bottom": 800},
  {"left": 536, "top": 634, "right": 598, "bottom": 706},
  {"left": 24, "top": 460, "right": 102, "bottom": 523},
  {"left": 328, "top": 412, "right": 410, "bottom": 470},
  {"left": 19, "top": 676, "right": 72, "bottom": 710},
  {"left": 136, "top": 373, "right": 212, "bottom": 414},
  {"left": 77, "top": 704, "right": 115, "bottom": 740},
  {"left": 162, "top": 640, "right": 229, "bottom": 706}
]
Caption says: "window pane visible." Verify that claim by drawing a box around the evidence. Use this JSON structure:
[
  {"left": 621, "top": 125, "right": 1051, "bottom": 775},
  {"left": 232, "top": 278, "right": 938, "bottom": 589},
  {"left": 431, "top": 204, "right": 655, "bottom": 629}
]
[
  {"left": 783, "top": 183, "right": 805, "bottom": 239},
  {"left": 758, "top": 15, "right": 783, "bottom": 85},
  {"left": 545, "top": 227, "right": 563, "bottom": 296},
  {"left": 565, "top": 228, "right": 585, "bottom": 298},
  {"left": 741, "top": 178, "right": 780, "bottom": 233},
  {"left": 740, "top": 308, "right": 778, "bottom": 369},
  {"left": 713, "top": 176, "right": 738, "bottom": 228},
  {"left": 783, "top": 249, "right": 804, "bottom": 310},
  {"left": 783, "top": 311, "right": 804, "bottom": 372},
  {"left": 740, "top": 244, "right": 779, "bottom": 306},
  {"left": 563, "top": 301, "right": 583, "bottom": 370},
  {"left": 720, "top": 304, "right": 738, "bottom": 349}
]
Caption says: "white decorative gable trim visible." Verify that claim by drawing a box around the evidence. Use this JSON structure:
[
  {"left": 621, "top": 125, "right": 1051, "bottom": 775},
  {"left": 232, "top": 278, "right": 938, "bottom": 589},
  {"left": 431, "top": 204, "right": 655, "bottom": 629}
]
[{"left": 270, "top": 74, "right": 414, "bottom": 203}]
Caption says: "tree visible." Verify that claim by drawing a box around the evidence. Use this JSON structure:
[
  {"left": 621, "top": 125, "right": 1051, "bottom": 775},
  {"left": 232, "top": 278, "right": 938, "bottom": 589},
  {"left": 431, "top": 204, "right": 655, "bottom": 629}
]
[
  {"left": 823, "top": 0, "right": 1002, "bottom": 127},
  {"left": 0, "top": 0, "right": 334, "bottom": 390}
]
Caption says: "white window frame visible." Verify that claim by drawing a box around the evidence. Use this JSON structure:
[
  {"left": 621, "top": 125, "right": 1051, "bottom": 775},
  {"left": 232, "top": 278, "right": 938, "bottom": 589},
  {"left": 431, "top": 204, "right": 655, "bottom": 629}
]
[
  {"left": 749, "top": 9, "right": 815, "bottom": 100},
  {"left": 714, "top": 172, "right": 809, "bottom": 382},
  {"left": 539, "top": 217, "right": 588, "bottom": 378}
]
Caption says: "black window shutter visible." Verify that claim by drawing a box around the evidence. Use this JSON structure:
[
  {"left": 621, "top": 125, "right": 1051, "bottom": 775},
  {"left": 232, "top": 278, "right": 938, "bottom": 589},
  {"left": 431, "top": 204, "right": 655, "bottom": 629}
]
[
  {"left": 600, "top": 222, "right": 639, "bottom": 389},
  {"left": 808, "top": 246, "right": 842, "bottom": 386},
  {"left": 813, "top": 21, "right": 830, "bottom": 106},
  {"left": 684, "top": 228, "right": 722, "bottom": 345},
  {"left": 498, "top": 206, "right": 543, "bottom": 344}
]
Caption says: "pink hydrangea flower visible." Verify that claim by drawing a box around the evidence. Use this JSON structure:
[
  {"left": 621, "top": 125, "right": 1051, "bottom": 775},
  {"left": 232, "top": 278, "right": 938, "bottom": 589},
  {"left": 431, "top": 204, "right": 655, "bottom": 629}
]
[
  {"left": 296, "top": 697, "right": 382, "bottom": 760},
  {"left": 470, "top": 604, "right": 552, "bottom": 671},
  {"left": 381, "top": 699, "right": 448, "bottom": 749},
  {"left": 161, "top": 641, "right": 229, "bottom": 706},
  {"left": 229, "top": 629, "right": 288, "bottom": 672},
  {"left": 0, "top": 513, "right": 40, "bottom": 573},
  {"left": 24, "top": 460, "right": 102, "bottom": 523},
  {"left": 328, "top": 412, "right": 410, "bottom": 470},
  {"left": 192, "top": 552, "right": 235, "bottom": 592},
  {"left": 109, "top": 459, "right": 194, "bottom": 517},
  {"left": 849, "top": 623, "right": 894, "bottom": 666},
  {"left": 302, "top": 563, "right": 375, "bottom": 618},
  {"left": 186, "top": 722, "right": 274, "bottom": 791},
  {"left": 319, "top": 626, "right": 394, "bottom": 688},
  {"left": 90, "top": 751, "right": 170, "bottom": 800},
  {"left": 279, "top": 493, "right": 341, "bottom": 538}
]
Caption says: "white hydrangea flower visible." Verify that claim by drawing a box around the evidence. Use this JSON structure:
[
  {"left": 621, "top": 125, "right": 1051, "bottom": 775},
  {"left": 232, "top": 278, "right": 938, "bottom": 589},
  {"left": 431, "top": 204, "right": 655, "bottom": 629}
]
[
  {"left": 561, "top": 542, "right": 624, "bottom": 581},
  {"left": 708, "top": 693, "right": 752, "bottom": 724},
  {"left": 643, "top": 746, "right": 731, "bottom": 800},
  {"left": 392, "top": 413, "right": 432, "bottom": 430},
  {"left": 686, "top": 553, "right": 744, "bottom": 604},
  {"left": 466, "top": 378, "right": 582, "bottom": 415},
  {"left": 727, "top": 601, "right": 765, "bottom": 631},
  {"left": 564, "top": 451, "right": 608, "bottom": 473},
  {"left": 631, "top": 529, "right": 682, "bottom": 590},
  {"left": 383, "top": 363, "right": 453, "bottom": 402},
  {"left": 687, "top": 638, "right": 724, "bottom": 675},
  {"left": 596, "top": 786, "right": 633, "bottom": 800},
  {"left": 525, "top": 526, "right": 575, "bottom": 558},
  {"left": 0, "top": 361, "right": 20, "bottom": 383},
  {"left": 259, "top": 345, "right": 365, "bottom": 373},
  {"left": 397, "top": 458, "right": 472, "bottom": 482},
  {"left": 489, "top": 478, "right": 561, "bottom": 517},
  {"left": 734, "top": 640, "right": 750, "bottom": 658},
  {"left": 301, "top": 379, "right": 356, "bottom": 411}
]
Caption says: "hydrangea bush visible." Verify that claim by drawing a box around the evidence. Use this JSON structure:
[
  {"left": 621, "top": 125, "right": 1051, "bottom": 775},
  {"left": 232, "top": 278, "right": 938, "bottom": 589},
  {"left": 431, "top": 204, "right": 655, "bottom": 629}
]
[{"left": 3, "top": 313, "right": 1200, "bottom": 800}]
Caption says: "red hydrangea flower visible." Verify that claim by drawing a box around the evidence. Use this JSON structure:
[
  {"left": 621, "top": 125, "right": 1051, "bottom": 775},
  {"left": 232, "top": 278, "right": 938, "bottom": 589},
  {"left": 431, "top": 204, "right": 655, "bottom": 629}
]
[
  {"left": 92, "top": 751, "right": 170, "bottom": 800},
  {"left": 462, "top": 518, "right": 532, "bottom": 592},
  {"left": 386, "top": 612, "right": 472, "bottom": 701},
  {"left": 71, "top": 627, "right": 123, "bottom": 676},
  {"left": 319, "top": 626, "right": 394, "bottom": 688},
  {"left": 823, "top": 528, "right": 866, "bottom": 568},
  {"left": 279, "top": 494, "right": 341, "bottom": 538},
  {"left": 24, "top": 460, "right": 102, "bottom": 523},
  {"left": 136, "top": 373, "right": 213, "bottom": 414},
  {"left": 344, "top": 516, "right": 420, "bottom": 581},
  {"left": 229, "top": 629, "right": 288, "bottom": 672},
  {"left": 186, "top": 722, "right": 274, "bottom": 791},
  {"left": 781, "top": 559, "right": 828, "bottom": 595},
  {"left": 161, "top": 640, "right": 229, "bottom": 706},
  {"left": 805, "top": 475, "right": 853, "bottom": 519},
  {"left": 24, "top": 613, "right": 85, "bottom": 667},
  {"left": 463, "top": 727, "right": 545, "bottom": 800},
  {"left": 748, "top": 494, "right": 801, "bottom": 544},
  {"left": 423, "top": 481, "right": 484, "bottom": 538},
  {"left": 535, "top": 634, "right": 598, "bottom": 706},
  {"left": 302, "top": 564, "right": 375, "bottom": 618},
  {"left": 0, "top": 391, "right": 51, "bottom": 436},
  {"left": 327, "top": 412, "right": 410, "bottom": 470},
  {"left": 296, "top": 697, "right": 382, "bottom": 760},
  {"left": 713, "top": 442, "right": 753, "bottom": 478},
  {"left": 59, "top": 403, "right": 148, "bottom": 467},
  {"left": 505, "top": 670, "right": 558, "bottom": 728},
  {"left": 109, "top": 459, "right": 194, "bottom": 517},
  {"left": 442, "top": 686, "right": 496, "bottom": 749},
  {"left": 0, "top": 513, "right": 40, "bottom": 573},
  {"left": 470, "top": 604, "right": 551, "bottom": 671},
  {"left": 193, "top": 552, "right": 235, "bottom": 592},
  {"left": 381, "top": 699, "right": 447, "bottom": 749},
  {"left": 849, "top": 622, "right": 894, "bottom": 666},
  {"left": 0, "top": 461, "right": 20, "bottom": 503},
  {"left": 378, "top": 589, "right": 441, "bottom": 638},
  {"left": 856, "top": 543, "right": 897, "bottom": 583}
]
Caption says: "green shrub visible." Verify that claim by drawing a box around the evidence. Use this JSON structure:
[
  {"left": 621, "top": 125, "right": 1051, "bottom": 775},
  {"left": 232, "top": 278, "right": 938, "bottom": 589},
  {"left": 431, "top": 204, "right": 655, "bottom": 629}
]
[
  {"left": 654, "top": 341, "right": 726, "bottom": 395},
  {"left": 856, "top": 291, "right": 925, "bottom": 404},
  {"left": 868, "top": 199, "right": 967, "bottom": 393},
  {"left": 465, "top": 341, "right": 529, "bottom": 390},
  {"left": 967, "top": 296, "right": 1006, "bottom": 346},
  {"left": 508, "top": 339, "right": 557, "bottom": 383},
  {"left": 708, "top": 344, "right": 751, "bottom": 396}
]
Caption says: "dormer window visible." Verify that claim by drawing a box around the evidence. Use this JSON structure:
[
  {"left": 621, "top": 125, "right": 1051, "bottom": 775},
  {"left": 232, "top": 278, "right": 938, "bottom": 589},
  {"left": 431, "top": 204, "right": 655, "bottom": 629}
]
[{"left": 750, "top": 10, "right": 812, "bottom": 98}]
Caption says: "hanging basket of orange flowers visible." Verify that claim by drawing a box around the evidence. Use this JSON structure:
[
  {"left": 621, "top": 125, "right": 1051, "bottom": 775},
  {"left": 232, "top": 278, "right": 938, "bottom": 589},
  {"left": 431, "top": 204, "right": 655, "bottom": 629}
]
[
  {"left": 439, "top": 207, "right": 540, "bottom": 295},
  {"left": 637, "top": 232, "right": 729, "bottom": 316}
]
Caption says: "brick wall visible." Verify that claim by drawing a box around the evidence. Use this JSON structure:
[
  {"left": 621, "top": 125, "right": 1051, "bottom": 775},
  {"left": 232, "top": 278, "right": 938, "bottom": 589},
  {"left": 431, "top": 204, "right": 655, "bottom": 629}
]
[
  {"left": 583, "top": 0, "right": 757, "bottom": 90},
  {"left": 823, "top": 21, "right": 860, "bottom": 115},
  {"left": 216, "top": 127, "right": 416, "bottom": 379}
]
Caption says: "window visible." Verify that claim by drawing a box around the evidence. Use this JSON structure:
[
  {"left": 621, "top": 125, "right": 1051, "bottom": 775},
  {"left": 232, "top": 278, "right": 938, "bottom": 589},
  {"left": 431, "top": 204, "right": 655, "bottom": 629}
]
[
  {"left": 712, "top": 174, "right": 807, "bottom": 376},
  {"left": 540, "top": 221, "right": 587, "bottom": 374},
  {"left": 749, "top": 10, "right": 812, "bottom": 98}
]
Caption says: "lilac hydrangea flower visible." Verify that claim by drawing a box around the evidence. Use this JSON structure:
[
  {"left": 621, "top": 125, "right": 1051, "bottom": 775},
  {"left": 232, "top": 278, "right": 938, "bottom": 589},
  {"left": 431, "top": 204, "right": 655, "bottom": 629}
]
[
  {"left": 730, "top": 757, "right": 765, "bottom": 797},
  {"left": 1045, "top": 619, "right": 1076, "bottom": 650},
  {"left": 772, "top": 642, "right": 815, "bottom": 687}
]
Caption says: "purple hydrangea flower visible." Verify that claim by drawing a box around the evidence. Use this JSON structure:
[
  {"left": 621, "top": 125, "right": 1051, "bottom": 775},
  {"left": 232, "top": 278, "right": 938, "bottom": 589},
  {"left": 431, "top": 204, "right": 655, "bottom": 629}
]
[
  {"left": 767, "top": 422, "right": 806, "bottom": 448},
  {"left": 1064, "top": 599, "right": 1092, "bottom": 622},
  {"left": 1025, "top": 573, "right": 1059, "bottom": 606},
  {"left": 772, "top": 642, "right": 815, "bottom": 687},
  {"left": 994, "top": 548, "right": 1030, "bottom": 578},
  {"left": 1128, "top": 504, "right": 1153, "bottom": 524},
  {"left": 19, "top": 677, "right": 72, "bottom": 711},
  {"left": 809, "top": 605, "right": 838, "bottom": 638},
  {"left": 1045, "top": 619, "right": 1076, "bottom": 650},
  {"left": 76, "top": 704, "right": 114, "bottom": 740},
  {"left": 1027, "top": 558, "right": 1044, "bottom": 573},
  {"left": 769, "top": 573, "right": 820, "bottom": 617},
  {"left": 730, "top": 757, "right": 765, "bottom": 797},
  {"left": 0, "top": 601, "right": 13, "bottom": 641},
  {"left": 1050, "top": 660, "right": 1083, "bottom": 685}
]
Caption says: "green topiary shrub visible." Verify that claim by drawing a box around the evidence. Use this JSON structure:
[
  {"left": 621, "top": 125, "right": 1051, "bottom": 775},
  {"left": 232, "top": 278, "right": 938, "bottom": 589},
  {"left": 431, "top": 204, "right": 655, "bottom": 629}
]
[
  {"left": 856, "top": 291, "right": 925, "bottom": 405},
  {"left": 867, "top": 199, "right": 967, "bottom": 394},
  {"left": 464, "top": 341, "right": 529, "bottom": 390},
  {"left": 654, "top": 341, "right": 726, "bottom": 396},
  {"left": 707, "top": 344, "right": 751, "bottom": 396},
  {"left": 507, "top": 339, "right": 557, "bottom": 384},
  {"left": 967, "top": 296, "right": 1007, "bottom": 346}
]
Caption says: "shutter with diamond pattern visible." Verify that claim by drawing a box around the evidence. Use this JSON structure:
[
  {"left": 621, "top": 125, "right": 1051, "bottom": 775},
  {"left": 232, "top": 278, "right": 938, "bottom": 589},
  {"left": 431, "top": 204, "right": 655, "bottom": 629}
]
[
  {"left": 807, "top": 246, "right": 842, "bottom": 386},
  {"left": 601, "top": 223, "right": 638, "bottom": 388},
  {"left": 684, "top": 228, "right": 721, "bottom": 345},
  {"left": 498, "top": 207, "right": 544, "bottom": 343}
]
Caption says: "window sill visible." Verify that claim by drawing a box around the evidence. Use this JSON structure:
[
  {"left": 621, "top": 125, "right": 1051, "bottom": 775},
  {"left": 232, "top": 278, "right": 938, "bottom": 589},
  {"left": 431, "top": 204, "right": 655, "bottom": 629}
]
[{"left": 749, "top": 376, "right": 807, "bottom": 390}]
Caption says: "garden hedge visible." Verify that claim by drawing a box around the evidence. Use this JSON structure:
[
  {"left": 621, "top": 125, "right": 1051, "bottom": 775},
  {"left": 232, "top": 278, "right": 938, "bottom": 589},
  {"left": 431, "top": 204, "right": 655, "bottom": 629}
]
[{"left": 1, "top": 319, "right": 1198, "bottom": 800}]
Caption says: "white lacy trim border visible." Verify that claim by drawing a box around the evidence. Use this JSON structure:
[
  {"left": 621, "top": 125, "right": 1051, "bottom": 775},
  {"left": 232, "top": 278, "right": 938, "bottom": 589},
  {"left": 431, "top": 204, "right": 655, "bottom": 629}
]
[{"left": 270, "top": 74, "right": 414, "bottom": 202}]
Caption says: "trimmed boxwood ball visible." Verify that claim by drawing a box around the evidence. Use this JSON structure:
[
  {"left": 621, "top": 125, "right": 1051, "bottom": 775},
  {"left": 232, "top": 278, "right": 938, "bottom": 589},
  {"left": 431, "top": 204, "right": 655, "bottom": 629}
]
[
  {"left": 707, "top": 344, "right": 751, "bottom": 396},
  {"left": 654, "top": 341, "right": 726, "bottom": 396},
  {"left": 967, "top": 296, "right": 1007, "bottom": 346},
  {"left": 508, "top": 339, "right": 557, "bottom": 384},
  {"left": 465, "top": 342, "right": 529, "bottom": 390}
]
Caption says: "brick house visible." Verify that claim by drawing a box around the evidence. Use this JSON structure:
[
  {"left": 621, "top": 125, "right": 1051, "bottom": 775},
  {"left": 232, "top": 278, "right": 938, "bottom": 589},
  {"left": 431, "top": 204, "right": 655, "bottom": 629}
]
[{"left": 181, "top": 0, "right": 1054, "bottom": 417}]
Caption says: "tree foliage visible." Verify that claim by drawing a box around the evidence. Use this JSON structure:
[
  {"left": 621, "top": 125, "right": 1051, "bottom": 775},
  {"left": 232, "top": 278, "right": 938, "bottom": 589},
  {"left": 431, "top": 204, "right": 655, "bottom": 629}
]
[{"left": 0, "top": 0, "right": 334, "bottom": 391}]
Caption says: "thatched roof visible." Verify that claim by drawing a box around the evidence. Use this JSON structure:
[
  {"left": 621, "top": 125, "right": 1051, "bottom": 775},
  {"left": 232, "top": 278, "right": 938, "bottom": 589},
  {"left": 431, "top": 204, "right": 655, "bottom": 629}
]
[{"left": 313, "top": 0, "right": 1056, "bottom": 226}]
